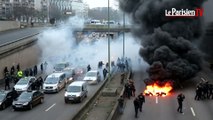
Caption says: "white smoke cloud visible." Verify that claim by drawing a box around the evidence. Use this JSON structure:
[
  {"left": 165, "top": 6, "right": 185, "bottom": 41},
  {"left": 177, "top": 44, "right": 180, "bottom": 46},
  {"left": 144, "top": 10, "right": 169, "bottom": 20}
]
[{"left": 37, "top": 16, "right": 148, "bottom": 73}]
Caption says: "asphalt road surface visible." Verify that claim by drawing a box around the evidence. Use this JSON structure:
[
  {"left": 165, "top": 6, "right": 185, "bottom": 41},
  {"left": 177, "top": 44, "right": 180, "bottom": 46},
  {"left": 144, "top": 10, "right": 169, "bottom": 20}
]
[
  {"left": 0, "top": 74, "right": 105, "bottom": 120},
  {"left": 119, "top": 65, "right": 213, "bottom": 120},
  {"left": 0, "top": 27, "right": 45, "bottom": 46}
]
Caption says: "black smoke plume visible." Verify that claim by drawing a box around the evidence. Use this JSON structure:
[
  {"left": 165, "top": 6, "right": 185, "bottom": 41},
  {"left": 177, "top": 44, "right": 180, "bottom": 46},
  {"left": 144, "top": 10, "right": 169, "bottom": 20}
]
[{"left": 119, "top": 0, "right": 205, "bottom": 82}]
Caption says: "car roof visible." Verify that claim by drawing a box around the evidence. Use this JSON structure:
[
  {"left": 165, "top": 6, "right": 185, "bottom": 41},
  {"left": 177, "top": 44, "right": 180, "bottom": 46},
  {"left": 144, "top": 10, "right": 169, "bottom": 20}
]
[
  {"left": 48, "top": 72, "right": 65, "bottom": 78},
  {"left": 69, "top": 81, "right": 86, "bottom": 86},
  {"left": 87, "top": 70, "right": 98, "bottom": 73},
  {"left": 20, "top": 76, "right": 35, "bottom": 80}
]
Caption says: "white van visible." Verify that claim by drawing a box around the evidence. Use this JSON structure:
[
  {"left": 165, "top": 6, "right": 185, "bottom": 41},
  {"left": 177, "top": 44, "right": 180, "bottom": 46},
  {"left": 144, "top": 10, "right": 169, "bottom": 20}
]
[
  {"left": 64, "top": 81, "right": 88, "bottom": 103},
  {"left": 43, "top": 72, "right": 66, "bottom": 93}
]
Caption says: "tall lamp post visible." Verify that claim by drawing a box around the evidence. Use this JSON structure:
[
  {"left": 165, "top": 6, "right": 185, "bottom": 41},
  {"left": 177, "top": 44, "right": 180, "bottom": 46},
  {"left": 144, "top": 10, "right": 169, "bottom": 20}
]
[
  {"left": 108, "top": 0, "right": 111, "bottom": 80},
  {"left": 3, "top": 4, "right": 6, "bottom": 18},
  {"left": 123, "top": 12, "right": 125, "bottom": 58}
]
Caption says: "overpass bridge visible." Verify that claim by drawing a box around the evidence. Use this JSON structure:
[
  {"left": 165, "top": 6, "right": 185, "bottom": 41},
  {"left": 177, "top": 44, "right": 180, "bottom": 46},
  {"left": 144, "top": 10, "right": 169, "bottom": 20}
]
[{"left": 75, "top": 24, "right": 131, "bottom": 32}]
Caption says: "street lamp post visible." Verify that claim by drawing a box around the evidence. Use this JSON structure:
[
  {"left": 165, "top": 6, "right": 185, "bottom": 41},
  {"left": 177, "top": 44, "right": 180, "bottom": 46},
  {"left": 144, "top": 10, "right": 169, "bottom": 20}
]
[
  {"left": 108, "top": 0, "right": 111, "bottom": 80},
  {"left": 3, "top": 4, "right": 6, "bottom": 18},
  {"left": 123, "top": 12, "right": 125, "bottom": 58}
]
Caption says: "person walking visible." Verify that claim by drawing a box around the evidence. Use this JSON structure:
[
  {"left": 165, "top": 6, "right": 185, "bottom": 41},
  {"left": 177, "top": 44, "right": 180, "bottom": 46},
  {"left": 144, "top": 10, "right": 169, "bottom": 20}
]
[
  {"left": 177, "top": 93, "right": 185, "bottom": 113},
  {"left": 118, "top": 95, "right": 124, "bottom": 114},
  {"left": 138, "top": 93, "right": 145, "bottom": 112},
  {"left": 40, "top": 63, "right": 43, "bottom": 73},
  {"left": 133, "top": 97, "right": 140, "bottom": 118}
]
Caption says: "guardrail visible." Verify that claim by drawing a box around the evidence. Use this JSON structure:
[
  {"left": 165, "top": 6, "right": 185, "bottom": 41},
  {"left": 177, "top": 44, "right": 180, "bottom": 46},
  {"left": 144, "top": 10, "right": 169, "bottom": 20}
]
[{"left": 0, "top": 33, "right": 39, "bottom": 59}]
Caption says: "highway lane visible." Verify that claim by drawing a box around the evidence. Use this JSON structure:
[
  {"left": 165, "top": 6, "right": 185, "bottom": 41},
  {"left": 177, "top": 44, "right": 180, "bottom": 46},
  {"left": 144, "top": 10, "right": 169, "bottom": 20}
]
[
  {"left": 0, "top": 27, "right": 46, "bottom": 46},
  {"left": 0, "top": 76, "right": 105, "bottom": 120},
  {"left": 120, "top": 69, "right": 213, "bottom": 120}
]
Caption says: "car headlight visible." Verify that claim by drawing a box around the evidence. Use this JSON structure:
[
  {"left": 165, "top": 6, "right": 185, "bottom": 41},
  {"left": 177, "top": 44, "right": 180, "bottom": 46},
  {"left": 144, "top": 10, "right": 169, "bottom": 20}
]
[
  {"left": 23, "top": 102, "right": 29, "bottom": 105},
  {"left": 0, "top": 102, "right": 2, "bottom": 105},
  {"left": 53, "top": 86, "right": 58, "bottom": 89},
  {"left": 64, "top": 93, "right": 68, "bottom": 97}
]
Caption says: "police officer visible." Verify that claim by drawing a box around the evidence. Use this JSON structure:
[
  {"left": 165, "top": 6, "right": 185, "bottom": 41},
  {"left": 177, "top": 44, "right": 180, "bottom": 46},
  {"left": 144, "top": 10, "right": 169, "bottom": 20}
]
[
  {"left": 177, "top": 93, "right": 185, "bottom": 113},
  {"left": 138, "top": 93, "right": 145, "bottom": 112},
  {"left": 133, "top": 97, "right": 140, "bottom": 118}
]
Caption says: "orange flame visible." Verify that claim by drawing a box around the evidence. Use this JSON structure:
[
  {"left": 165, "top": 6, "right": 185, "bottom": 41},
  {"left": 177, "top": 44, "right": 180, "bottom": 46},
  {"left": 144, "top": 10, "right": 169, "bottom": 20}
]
[{"left": 144, "top": 82, "right": 173, "bottom": 97}]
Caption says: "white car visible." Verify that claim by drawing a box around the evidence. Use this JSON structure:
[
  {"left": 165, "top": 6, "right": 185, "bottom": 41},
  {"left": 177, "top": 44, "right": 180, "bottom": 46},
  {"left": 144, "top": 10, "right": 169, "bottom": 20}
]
[
  {"left": 83, "top": 70, "right": 101, "bottom": 85},
  {"left": 14, "top": 77, "right": 36, "bottom": 93}
]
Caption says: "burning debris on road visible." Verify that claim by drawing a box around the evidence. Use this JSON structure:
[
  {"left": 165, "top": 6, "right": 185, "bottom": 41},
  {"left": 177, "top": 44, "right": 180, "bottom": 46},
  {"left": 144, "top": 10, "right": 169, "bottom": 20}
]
[{"left": 119, "top": 0, "right": 205, "bottom": 88}]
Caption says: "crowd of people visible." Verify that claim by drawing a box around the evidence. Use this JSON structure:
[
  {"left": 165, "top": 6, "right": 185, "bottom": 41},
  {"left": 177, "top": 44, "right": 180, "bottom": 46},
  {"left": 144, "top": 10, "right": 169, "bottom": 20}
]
[
  {"left": 2, "top": 61, "right": 48, "bottom": 90},
  {"left": 195, "top": 81, "right": 213, "bottom": 100}
]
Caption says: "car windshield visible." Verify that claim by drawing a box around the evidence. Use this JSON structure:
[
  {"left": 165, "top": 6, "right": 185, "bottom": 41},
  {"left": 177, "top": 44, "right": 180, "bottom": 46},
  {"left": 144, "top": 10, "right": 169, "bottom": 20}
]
[
  {"left": 16, "top": 78, "right": 29, "bottom": 85},
  {"left": 86, "top": 72, "right": 97, "bottom": 77},
  {"left": 67, "top": 86, "right": 81, "bottom": 92},
  {"left": 18, "top": 92, "right": 32, "bottom": 101},
  {"left": 0, "top": 92, "right": 6, "bottom": 101},
  {"left": 44, "top": 77, "right": 58, "bottom": 84}
]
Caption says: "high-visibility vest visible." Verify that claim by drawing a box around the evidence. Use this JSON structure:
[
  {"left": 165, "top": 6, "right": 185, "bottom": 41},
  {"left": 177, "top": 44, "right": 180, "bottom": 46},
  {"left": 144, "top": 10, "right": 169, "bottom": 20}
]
[{"left": 17, "top": 71, "right": 23, "bottom": 77}]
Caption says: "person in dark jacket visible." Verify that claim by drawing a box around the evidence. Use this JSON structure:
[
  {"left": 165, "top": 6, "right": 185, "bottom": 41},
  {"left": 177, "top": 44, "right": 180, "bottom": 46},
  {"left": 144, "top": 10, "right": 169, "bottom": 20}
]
[
  {"left": 4, "top": 67, "right": 9, "bottom": 77},
  {"left": 138, "top": 93, "right": 145, "bottom": 112},
  {"left": 16, "top": 64, "right": 20, "bottom": 71},
  {"left": 11, "top": 87, "right": 18, "bottom": 100},
  {"left": 87, "top": 64, "right": 91, "bottom": 72},
  {"left": 33, "top": 65, "right": 37, "bottom": 76},
  {"left": 177, "top": 93, "right": 185, "bottom": 113},
  {"left": 133, "top": 97, "right": 140, "bottom": 118},
  {"left": 5, "top": 73, "right": 10, "bottom": 90},
  {"left": 40, "top": 63, "right": 43, "bottom": 73},
  {"left": 10, "top": 66, "right": 15, "bottom": 75},
  {"left": 103, "top": 68, "right": 108, "bottom": 80}
]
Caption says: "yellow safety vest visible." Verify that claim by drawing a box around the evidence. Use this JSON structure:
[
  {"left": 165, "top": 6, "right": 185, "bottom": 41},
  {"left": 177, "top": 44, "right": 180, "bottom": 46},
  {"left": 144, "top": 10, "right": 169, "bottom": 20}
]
[{"left": 17, "top": 71, "right": 23, "bottom": 77}]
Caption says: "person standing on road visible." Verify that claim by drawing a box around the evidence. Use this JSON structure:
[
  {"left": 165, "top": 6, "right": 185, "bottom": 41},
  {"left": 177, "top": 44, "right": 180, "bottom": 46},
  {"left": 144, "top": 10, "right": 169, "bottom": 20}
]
[
  {"left": 5, "top": 73, "right": 10, "bottom": 90},
  {"left": 87, "top": 64, "right": 91, "bottom": 72},
  {"left": 133, "top": 97, "right": 140, "bottom": 118},
  {"left": 4, "top": 67, "right": 9, "bottom": 77},
  {"left": 103, "top": 68, "right": 108, "bottom": 80},
  {"left": 138, "top": 93, "right": 145, "bottom": 112},
  {"left": 40, "top": 63, "right": 43, "bottom": 73},
  {"left": 177, "top": 93, "right": 185, "bottom": 113},
  {"left": 33, "top": 65, "right": 38, "bottom": 76},
  {"left": 118, "top": 95, "right": 124, "bottom": 114}
]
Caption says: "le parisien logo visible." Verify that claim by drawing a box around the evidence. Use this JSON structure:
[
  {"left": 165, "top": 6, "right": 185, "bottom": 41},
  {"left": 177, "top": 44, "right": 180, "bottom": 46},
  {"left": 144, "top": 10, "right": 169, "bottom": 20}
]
[{"left": 165, "top": 8, "right": 203, "bottom": 17}]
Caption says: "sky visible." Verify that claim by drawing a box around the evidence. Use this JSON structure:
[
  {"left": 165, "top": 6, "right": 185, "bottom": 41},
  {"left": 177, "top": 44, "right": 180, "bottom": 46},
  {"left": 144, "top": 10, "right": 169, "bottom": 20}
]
[{"left": 83, "top": 0, "right": 118, "bottom": 9}]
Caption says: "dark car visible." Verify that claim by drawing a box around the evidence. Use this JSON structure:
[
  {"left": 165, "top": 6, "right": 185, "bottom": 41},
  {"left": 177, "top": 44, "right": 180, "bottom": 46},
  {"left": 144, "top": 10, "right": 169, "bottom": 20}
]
[
  {"left": 12, "top": 90, "right": 44, "bottom": 110},
  {"left": 0, "top": 90, "right": 14, "bottom": 110}
]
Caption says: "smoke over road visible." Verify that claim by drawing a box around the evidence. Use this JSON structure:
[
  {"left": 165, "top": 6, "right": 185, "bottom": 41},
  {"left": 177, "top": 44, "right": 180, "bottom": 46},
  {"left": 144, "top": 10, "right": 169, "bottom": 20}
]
[
  {"left": 37, "top": 16, "right": 146, "bottom": 74},
  {"left": 119, "top": 0, "right": 205, "bottom": 82}
]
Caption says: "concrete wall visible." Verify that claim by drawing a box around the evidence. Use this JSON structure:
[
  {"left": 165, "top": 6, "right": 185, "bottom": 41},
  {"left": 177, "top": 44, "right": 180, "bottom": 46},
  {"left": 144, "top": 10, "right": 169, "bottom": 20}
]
[
  {"left": 0, "top": 44, "right": 41, "bottom": 80},
  {"left": 0, "top": 21, "right": 20, "bottom": 32}
]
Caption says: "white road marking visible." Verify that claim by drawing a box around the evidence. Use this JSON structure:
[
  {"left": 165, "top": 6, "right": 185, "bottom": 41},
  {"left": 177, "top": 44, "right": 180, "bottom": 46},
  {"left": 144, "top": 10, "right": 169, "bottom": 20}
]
[
  {"left": 45, "top": 103, "right": 56, "bottom": 112},
  {"left": 156, "top": 97, "right": 158, "bottom": 104},
  {"left": 201, "top": 77, "right": 206, "bottom": 82},
  {"left": 190, "top": 107, "right": 196, "bottom": 116}
]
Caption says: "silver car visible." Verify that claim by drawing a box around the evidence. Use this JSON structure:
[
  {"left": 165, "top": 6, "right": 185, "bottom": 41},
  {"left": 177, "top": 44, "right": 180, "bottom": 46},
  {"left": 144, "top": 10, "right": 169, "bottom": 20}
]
[{"left": 14, "top": 77, "right": 36, "bottom": 93}]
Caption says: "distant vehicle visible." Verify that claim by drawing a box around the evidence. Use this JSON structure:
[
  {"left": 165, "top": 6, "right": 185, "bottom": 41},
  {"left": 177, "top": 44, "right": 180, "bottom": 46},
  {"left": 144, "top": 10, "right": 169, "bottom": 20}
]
[
  {"left": 83, "top": 70, "right": 101, "bottom": 85},
  {"left": 0, "top": 90, "right": 14, "bottom": 109},
  {"left": 64, "top": 81, "right": 88, "bottom": 103},
  {"left": 90, "top": 19, "right": 101, "bottom": 25},
  {"left": 54, "top": 62, "right": 69, "bottom": 71},
  {"left": 43, "top": 72, "right": 67, "bottom": 93},
  {"left": 103, "top": 20, "right": 116, "bottom": 25},
  {"left": 12, "top": 90, "right": 44, "bottom": 110},
  {"left": 62, "top": 67, "right": 75, "bottom": 83},
  {"left": 14, "top": 77, "right": 37, "bottom": 93}
]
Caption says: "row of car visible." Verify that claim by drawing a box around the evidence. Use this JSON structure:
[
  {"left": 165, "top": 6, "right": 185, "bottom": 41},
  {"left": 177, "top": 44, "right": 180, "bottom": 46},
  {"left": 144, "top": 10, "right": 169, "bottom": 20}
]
[{"left": 0, "top": 62, "right": 102, "bottom": 110}]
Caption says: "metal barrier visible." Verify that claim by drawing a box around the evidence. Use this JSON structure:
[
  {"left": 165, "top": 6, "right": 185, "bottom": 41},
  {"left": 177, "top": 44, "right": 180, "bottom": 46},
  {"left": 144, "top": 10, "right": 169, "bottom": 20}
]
[{"left": 0, "top": 33, "right": 39, "bottom": 58}]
